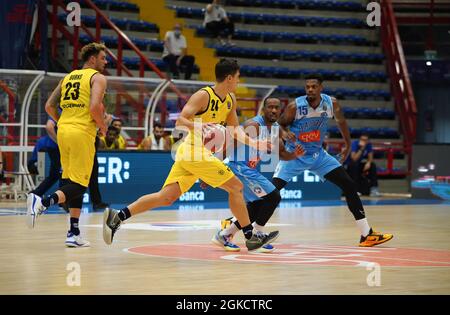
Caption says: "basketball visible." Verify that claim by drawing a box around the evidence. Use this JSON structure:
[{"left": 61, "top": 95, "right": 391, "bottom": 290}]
[{"left": 203, "top": 124, "right": 229, "bottom": 153}]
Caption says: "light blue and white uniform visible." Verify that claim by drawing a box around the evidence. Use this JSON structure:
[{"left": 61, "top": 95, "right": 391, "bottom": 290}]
[
  {"left": 273, "top": 93, "right": 341, "bottom": 182},
  {"left": 227, "top": 115, "right": 277, "bottom": 202}
]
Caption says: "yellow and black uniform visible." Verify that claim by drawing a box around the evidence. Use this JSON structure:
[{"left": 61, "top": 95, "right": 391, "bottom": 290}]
[
  {"left": 58, "top": 68, "right": 99, "bottom": 187},
  {"left": 117, "top": 135, "right": 126, "bottom": 149},
  {"left": 163, "top": 86, "right": 235, "bottom": 193},
  {"left": 99, "top": 136, "right": 120, "bottom": 150}
]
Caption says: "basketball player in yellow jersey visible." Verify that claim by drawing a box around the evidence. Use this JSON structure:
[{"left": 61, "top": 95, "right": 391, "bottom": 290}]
[
  {"left": 103, "top": 59, "right": 279, "bottom": 251},
  {"left": 26, "top": 43, "right": 108, "bottom": 248}
]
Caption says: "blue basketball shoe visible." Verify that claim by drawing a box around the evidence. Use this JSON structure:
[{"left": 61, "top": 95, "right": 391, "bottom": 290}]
[{"left": 211, "top": 230, "right": 241, "bottom": 252}]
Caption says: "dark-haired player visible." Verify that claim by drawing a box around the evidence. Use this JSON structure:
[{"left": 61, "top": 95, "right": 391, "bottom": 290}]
[{"left": 103, "top": 59, "right": 278, "bottom": 251}]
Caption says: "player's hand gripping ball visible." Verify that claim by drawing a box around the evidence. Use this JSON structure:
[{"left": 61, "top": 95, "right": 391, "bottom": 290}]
[{"left": 202, "top": 123, "right": 229, "bottom": 154}]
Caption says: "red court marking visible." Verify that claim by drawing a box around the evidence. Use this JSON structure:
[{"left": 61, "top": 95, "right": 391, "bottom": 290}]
[{"left": 125, "top": 244, "right": 450, "bottom": 267}]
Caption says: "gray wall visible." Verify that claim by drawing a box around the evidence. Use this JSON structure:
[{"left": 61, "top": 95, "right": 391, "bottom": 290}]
[{"left": 414, "top": 82, "right": 450, "bottom": 144}]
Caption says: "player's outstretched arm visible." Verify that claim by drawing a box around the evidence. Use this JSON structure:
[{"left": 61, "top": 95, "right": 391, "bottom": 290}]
[
  {"left": 90, "top": 73, "right": 108, "bottom": 136},
  {"left": 242, "top": 119, "right": 260, "bottom": 139},
  {"left": 45, "top": 119, "right": 58, "bottom": 143},
  {"left": 279, "top": 141, "right": 305, "bottom": 161},
  {"left": 278, "top": 101, "right": 297, "bottom": 143},
  {"left": 45, "top": 80, "right": 62, "bottom": 122},
  {"left": 227, "top": 94, "right": 271, "bottom": 152},
  {"left": 332, "top": 97, "right": 351, "bottom": 163}
]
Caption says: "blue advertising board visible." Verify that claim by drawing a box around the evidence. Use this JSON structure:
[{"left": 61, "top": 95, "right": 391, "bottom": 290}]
[
  {"left": 45, "top": 151, "right": 341, "bottom": 204},
  {"left": 93, "top": 151, "right": 342, "bottom": 203}
]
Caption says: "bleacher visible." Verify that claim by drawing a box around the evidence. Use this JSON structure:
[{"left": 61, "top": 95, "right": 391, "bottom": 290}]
[
  {"left": 48, "top": 0, "right": 408, "bottom": 185},
  {"left": 166, "top": 1, "right": 396, "bottom": 133},
  {"left": 164, "top": 0, "right": 408, "bottom": 184},
  {"left": 52, "top": 0, "right": 202, "bottom": 79}
]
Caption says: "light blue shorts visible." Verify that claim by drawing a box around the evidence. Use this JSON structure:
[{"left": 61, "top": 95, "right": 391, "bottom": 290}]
[
  {"left": 273, "top": 149, "right": 341, "bottom": 182},
  {"left": 228, "top": 161, "right": 276, "bottom": 202}
]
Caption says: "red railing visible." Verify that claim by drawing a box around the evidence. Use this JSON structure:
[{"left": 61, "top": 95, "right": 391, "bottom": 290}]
[
  {"left": 0, "top": 80, "right": 16, "bottom": 143},
  {"left": 50, "top": 0, "right": 165, "bottom": 78},
  {"left": 392, "top": 0, "right": 450, "bottom": 55},
  {"left": 48, "top": 0, "right": 147, "bottom": 138},
  {"left": 380, "top": 0, "right": 417, "bottom": 172},
  {"left": 0, "top": 80, "right": 19, "bottom": 184},
  {"left": 392, "top": 1, "right": 450, "bottom": 25}
]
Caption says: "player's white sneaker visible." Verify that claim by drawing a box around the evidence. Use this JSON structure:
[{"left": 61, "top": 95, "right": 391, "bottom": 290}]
[
  {"left": 370, "top": 187, "right": 381, "bottom": 197},
  {"left": 26, "top": 193, "right": 47, "bottom": 229},
  {"left": 65, "top": 232, "right": 90, "bottom": 248}
]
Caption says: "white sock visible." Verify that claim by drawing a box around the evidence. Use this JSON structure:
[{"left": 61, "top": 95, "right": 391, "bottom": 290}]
[
  {"left": 356, "top": 218, "right": 371, "bottom": 237},
  {"left": 252, "top": 223, "right": 264, "bottom": 232},
  {"left": 220, "top": 222, "right": 240, "bottom": 236}
]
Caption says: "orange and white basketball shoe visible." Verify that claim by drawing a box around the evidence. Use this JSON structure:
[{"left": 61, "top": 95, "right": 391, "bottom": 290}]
[{"left": 359, "top": 228, "right": 393, "bottom": 247}]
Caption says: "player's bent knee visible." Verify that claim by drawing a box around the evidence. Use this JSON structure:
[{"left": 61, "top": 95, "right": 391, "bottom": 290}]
[
  {"left": 156, "top": 183, "right": 182, "bottom": 206},
  {"left": 68, "top": 195, "right": 83, "bottom": 209},
  {"left": 272, "top": 189, "right": 281, "bottom": 204},
  {"left": 59, "top": 180, "right": 87, "bottom": 200},
  {"left": 221, "top": 176, "right": 243, "bottom": 194},
  {"left": 158, "top": 191, "right": 179, "bottom": 206}
]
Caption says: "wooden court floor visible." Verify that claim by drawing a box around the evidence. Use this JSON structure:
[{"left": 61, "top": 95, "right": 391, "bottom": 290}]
[{"left": 0, "top": 201, "right": 449, "bottom": 295}]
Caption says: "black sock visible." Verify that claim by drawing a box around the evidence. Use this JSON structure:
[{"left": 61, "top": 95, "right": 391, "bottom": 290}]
[
  {"left": 70, "top": 217, "right": 80, "bottom": 236},
  {"left": 42, "top": 193, "right": 59, "bottom": 208},
  {"left": 118, "top": 207, "right": 131, "bottom": 221},
  {"left": 242, "top": 224, "right": 253, "bottom": 240},
  {"left": 234, "top": 220, "right": 242, "bottom": 230}
]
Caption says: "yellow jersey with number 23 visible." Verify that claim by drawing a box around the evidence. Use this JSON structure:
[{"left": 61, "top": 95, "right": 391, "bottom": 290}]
[{"left": 59, "top": 68, "right": 99, "bottom": 137}]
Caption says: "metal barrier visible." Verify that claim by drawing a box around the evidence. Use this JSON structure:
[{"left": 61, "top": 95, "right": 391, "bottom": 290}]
[
  {"left": 0, "top": 69, "right": 277, "bottom": 192},
  {"left": 148, "top": 79, "right": 277, "bottom": 136},
  {"left": 380, "top": 0, "right": 417, "bottom": 159}
]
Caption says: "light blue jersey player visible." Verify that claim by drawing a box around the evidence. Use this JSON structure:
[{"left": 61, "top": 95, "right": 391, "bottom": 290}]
[
  {"left": 211, "top": 98, "right": 304, "bottom": 252},
  {"left": 273, "top": 74, "right": 393, "bottom": 247},
  {"left": 274, "top": 92, "right": 341, "bottom": 181}
]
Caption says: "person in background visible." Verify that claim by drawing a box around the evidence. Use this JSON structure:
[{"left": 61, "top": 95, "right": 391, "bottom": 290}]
[
  {"left": 0, "top": 145, "right": 4, "bottom": 181},
  {"left": 162, "top": 24, "right": 195, "bottom": 80},
  {"left": 89, "top": 111, "right": 113, "bottom": 210},
  {"left": 99, "top": 126, "right": 121, "bottom": 150},
  {"left": 27, "top": 118, "right": 61, "bottom": 197},
  {"left": 111, "top": 118, "right": 126, "bottom": 149},
  {"left": 347, "top": 133, "right": 381, "bottom": 197},
  {"left": 204, "top": 0, "right": 235, "bottom": 46},
  {"left": 89, "top": 134, "right": 109, "bottom": 210},
  {"left": 138, "top": 122, "right": 170, "bottom": 151}
]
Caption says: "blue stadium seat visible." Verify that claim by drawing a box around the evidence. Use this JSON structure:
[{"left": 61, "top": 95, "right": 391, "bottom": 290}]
[
  {"left": 327, "top": 126, "right": 340, "bottom": 136},
  {"left": 343, "top": 107, "right": 357, "bottom": 118},
  {"left": 166, "top": 100, "right": 178, "bottom": 112}
]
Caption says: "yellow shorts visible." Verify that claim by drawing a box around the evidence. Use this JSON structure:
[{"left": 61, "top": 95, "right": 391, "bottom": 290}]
[
  {"left": 163, "top": 142, "right": 234, "bottom": 193},
  {"left": 58, "top": 127, "right": 96, "bottom": 187}
]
